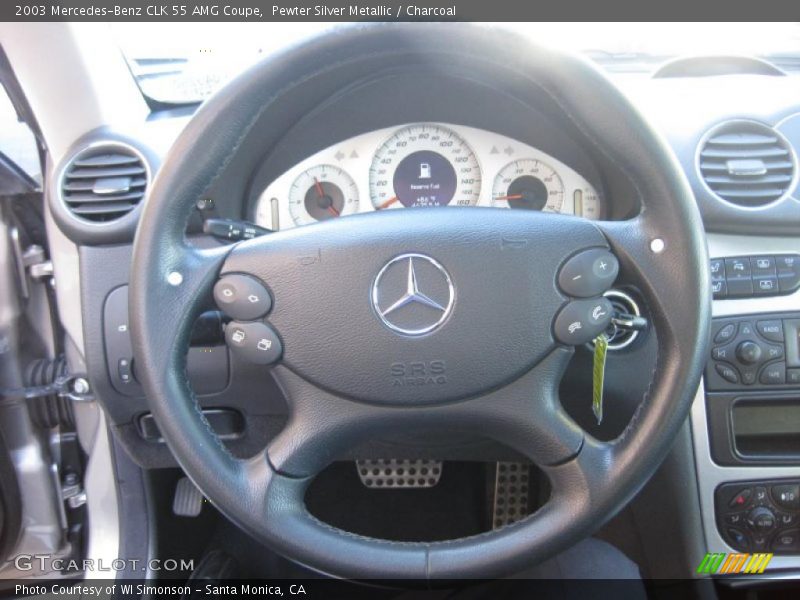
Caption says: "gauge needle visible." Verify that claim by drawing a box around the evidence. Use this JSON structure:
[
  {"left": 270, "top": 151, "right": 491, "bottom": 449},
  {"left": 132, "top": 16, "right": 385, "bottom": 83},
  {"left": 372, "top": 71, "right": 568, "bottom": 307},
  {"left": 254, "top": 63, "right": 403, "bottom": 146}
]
[
  {"left": 494, "top": 194, "right": 524, "bottom": 201},
  {"left": 378, "top": 196, "right": 398, "bottom": 210},
  {"left": 313, "top": 177, "right": 325, "bottom": 198},
  {"left": 313, "top": 177, "right": 340, "bottom": 217}
]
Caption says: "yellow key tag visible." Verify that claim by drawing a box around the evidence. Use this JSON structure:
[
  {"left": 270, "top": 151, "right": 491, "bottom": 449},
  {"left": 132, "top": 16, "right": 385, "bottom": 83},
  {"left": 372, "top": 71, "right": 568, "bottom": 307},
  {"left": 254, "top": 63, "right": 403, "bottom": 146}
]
[{"left": 592, "top": 333, "right": 609, "bottom": 425}]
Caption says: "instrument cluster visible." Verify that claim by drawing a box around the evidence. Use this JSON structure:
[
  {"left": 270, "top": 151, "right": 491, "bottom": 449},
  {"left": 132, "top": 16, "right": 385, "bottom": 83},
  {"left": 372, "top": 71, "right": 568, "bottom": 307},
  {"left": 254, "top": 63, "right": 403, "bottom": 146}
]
[{"left": 253, "top": 123, "right": 603, "bottom": 230}]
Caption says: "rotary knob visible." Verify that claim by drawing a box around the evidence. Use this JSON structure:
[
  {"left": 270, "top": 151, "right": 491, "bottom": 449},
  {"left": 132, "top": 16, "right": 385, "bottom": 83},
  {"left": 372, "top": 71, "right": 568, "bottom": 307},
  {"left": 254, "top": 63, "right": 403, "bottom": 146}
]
[
  {"left": 746, "top": 506, "right": 776, "bottom": 533},
  {"left": 736, "top": 341, "right": 762, "bottom": 365}
]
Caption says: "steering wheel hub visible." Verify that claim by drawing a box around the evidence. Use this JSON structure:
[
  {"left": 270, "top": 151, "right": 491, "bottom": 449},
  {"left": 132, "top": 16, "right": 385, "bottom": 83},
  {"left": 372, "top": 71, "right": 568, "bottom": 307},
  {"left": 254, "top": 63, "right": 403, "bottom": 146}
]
[
  {"left": 371, "top": 252, "right": 454, "bottom": 337},
  {"left": 221, "top": 208, "right": 608, "bottom": 405}
]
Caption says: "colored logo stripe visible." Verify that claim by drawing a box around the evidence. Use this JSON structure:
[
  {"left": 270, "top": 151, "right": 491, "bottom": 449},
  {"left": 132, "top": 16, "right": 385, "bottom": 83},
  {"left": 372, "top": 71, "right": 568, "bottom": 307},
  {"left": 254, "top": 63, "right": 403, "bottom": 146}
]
[
  {"left": 697, "top": 552, "right": 772, "bottom": 574},
  {"left": 697, "top": 553, "right": 726, "bottom": 574}
]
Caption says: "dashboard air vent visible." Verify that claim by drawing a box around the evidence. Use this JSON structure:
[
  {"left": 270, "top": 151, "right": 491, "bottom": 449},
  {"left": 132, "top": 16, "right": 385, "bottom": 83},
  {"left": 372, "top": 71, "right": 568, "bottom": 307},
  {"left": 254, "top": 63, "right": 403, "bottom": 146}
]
[
  {"left": 698, "top": 121, "right": 795, "bottom": 208},
  {"left": 60, "top": 143, "right": 149, "bottom": 222}
]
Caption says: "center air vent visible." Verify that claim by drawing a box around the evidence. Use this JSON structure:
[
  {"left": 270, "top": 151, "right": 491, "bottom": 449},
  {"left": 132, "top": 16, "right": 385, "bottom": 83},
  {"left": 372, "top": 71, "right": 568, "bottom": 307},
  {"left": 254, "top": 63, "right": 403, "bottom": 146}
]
[
  {"left": 698, "top": 121, "right": 796, "bottom": 208},
  {"left": 60, "top": 143, "right": 149, "bottom": 222}
]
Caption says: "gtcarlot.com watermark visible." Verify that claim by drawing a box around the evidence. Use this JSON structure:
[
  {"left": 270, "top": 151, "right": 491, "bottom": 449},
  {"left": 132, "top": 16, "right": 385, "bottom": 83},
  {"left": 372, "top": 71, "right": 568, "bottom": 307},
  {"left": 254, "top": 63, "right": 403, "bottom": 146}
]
[{"left": 13, "top": 554, "right": 194, "bottom": 573}]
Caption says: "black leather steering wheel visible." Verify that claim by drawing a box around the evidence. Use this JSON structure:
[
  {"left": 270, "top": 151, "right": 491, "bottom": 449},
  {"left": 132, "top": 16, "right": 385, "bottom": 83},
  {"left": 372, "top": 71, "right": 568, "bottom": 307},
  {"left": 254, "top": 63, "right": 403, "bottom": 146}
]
[{"left": 130, "top": 24, "right": 710, "bottom": 579}]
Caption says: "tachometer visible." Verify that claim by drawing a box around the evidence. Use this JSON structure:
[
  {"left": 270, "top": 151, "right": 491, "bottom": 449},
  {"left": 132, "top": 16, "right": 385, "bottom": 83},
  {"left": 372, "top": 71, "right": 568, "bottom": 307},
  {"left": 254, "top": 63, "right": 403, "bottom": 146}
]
[
  {"left": 288, "top": 165, "right": 359, "bottom": 226},
  {"left": 369, "top": 124, "right": 481, "bottom": 210},
  {"left": 491, "top": 159, "right": 564, "bottom": 213}
]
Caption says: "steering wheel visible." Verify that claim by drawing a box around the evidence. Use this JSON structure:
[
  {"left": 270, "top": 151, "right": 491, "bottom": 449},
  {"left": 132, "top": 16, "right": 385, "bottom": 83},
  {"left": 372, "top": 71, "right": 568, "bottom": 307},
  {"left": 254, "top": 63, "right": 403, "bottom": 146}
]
[{"left": 130, "top": 24, "right": 710, "bottom": 579}]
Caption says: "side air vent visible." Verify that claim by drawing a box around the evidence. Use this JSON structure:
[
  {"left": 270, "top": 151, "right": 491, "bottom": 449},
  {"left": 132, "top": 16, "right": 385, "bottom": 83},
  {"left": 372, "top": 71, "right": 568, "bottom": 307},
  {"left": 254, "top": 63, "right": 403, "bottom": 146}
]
[
  {"left": 698, "top": 121, "right": 796, "bottom": 208},
  {"left": 60, "top": 143, "right": 149, "bottom": 222}
]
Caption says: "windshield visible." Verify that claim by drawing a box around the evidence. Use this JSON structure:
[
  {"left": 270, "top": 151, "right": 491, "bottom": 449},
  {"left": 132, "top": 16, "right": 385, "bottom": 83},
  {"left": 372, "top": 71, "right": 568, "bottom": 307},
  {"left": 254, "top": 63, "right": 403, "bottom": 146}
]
[{"left": 112, "top": 22, "right": 800, "bottom": 105}]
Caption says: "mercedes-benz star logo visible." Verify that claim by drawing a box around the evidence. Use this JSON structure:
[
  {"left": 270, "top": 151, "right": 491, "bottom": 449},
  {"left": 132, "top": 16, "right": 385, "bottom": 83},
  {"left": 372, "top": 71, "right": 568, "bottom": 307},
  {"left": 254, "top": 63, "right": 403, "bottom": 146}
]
[{"left": 371, "top": 253, "right": 454, "bottom": 336}]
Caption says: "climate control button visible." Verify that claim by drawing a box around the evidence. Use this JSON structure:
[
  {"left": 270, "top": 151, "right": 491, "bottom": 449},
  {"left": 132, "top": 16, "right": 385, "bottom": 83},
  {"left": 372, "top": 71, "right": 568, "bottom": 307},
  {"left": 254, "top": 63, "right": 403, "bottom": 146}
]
[
  {"left": 747, "top": 506, "right": 777, "bottom": 533},
  {"left": 773, "top": 484, "right": 800, "bottom": 510}
]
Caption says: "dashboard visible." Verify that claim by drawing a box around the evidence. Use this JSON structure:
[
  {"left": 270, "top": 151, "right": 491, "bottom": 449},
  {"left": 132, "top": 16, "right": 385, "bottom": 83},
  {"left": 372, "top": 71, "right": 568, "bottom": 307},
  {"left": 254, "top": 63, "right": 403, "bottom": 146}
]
[
  {"left": 252, "top": 123, "right": 603, "bottom": 230},
  {"left": 28, "top": 28, "right": 800, "bottom": 576}
]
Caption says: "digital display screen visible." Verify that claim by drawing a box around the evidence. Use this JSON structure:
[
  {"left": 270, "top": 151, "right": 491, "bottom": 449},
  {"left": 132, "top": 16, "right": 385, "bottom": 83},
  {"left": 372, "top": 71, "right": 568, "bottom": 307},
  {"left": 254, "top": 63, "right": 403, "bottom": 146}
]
[
  {"left": 392, "top": 150, "right": 457, "bottom": 207},
  {"left": 732, "top": 400, "right": 800, "bottom": 457}
]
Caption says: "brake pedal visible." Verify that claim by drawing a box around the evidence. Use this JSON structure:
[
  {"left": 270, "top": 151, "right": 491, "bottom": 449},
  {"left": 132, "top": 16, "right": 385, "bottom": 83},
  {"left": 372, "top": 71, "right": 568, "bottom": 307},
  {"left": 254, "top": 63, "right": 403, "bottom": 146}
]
[
  {"left": 173, "top": 477, "right": 204, "bottom": 517},
  {"left": 356, "top": 459, "right": 442, "bottom": 488},
  {"left": 492, "top": 462, "right": 530, "bottom": 528}
]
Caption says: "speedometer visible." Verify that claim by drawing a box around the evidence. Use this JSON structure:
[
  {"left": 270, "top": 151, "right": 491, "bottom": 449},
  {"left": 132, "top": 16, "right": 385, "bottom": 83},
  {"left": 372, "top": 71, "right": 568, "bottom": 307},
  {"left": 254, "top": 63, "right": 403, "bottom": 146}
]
[{"left": 369, "top": 124, "right": 481, "bottom": 210}]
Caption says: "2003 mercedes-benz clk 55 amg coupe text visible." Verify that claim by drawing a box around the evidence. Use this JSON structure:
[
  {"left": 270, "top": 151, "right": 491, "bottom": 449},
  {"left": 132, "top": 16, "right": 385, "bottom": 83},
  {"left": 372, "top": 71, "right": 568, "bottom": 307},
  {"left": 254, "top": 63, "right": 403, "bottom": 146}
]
[{"left": 0, "top": 16, "right": 799, "bottom": 599}]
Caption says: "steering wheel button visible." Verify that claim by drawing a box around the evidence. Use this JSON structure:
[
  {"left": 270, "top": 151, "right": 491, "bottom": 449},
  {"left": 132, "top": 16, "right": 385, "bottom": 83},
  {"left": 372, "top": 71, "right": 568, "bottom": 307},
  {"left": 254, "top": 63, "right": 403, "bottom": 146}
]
[
  {"left": 553, "top": 297, "right": 614, "bottom": 345},
  {"left": 225, "top": 321, "right": 282, "bottom": 365},
  {"left": 214, "top": 274, "right": 272, "bottom": 321},
  {"left": 558, "top": 249, "right": 619, "bottom": 298}
]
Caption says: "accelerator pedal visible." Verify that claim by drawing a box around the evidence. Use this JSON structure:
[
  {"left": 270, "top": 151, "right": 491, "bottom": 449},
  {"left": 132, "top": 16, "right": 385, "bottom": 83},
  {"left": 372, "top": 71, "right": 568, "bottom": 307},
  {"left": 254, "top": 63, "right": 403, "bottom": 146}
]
[
  {"left": 492, "top": 462, "right": 531, "bottom": 529},
  {"left": 173, "top": 477, "right": 204, "bottom": 517},
  {"left": 356, "top": 459, "right": 442, "bottom": 488}
]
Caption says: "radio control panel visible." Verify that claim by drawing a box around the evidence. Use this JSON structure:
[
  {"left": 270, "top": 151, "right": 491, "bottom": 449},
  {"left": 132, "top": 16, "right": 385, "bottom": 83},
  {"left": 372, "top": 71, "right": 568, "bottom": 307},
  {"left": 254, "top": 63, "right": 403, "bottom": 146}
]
[{"left": 706, "top": 313, "right": 800, "bottom": 391}]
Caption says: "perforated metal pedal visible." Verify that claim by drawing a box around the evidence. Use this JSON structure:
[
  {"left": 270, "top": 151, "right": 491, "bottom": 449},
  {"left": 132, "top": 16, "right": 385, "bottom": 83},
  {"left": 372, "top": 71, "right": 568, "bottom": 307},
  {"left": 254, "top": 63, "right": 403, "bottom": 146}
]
[
  {"left": 492, "top": 462, "right": 530, "bottom": 528},
  {"left": 356, "top": 459, "right": 442, "bottom": 488}
]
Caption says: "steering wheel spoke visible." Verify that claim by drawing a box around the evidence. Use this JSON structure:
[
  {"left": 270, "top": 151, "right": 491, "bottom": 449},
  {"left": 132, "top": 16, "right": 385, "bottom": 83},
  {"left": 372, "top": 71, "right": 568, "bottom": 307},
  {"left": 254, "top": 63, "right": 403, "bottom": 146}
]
[{"left": 267, "top": 347, "right": 583, "bottom": 479}]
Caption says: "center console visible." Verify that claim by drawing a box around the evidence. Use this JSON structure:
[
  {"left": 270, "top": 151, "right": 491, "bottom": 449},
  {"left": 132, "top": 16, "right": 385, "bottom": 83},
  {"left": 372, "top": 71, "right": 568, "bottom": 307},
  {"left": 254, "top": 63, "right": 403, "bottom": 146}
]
[{"left": 693, "top": 234, "right": 800, "bottom": 572}]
